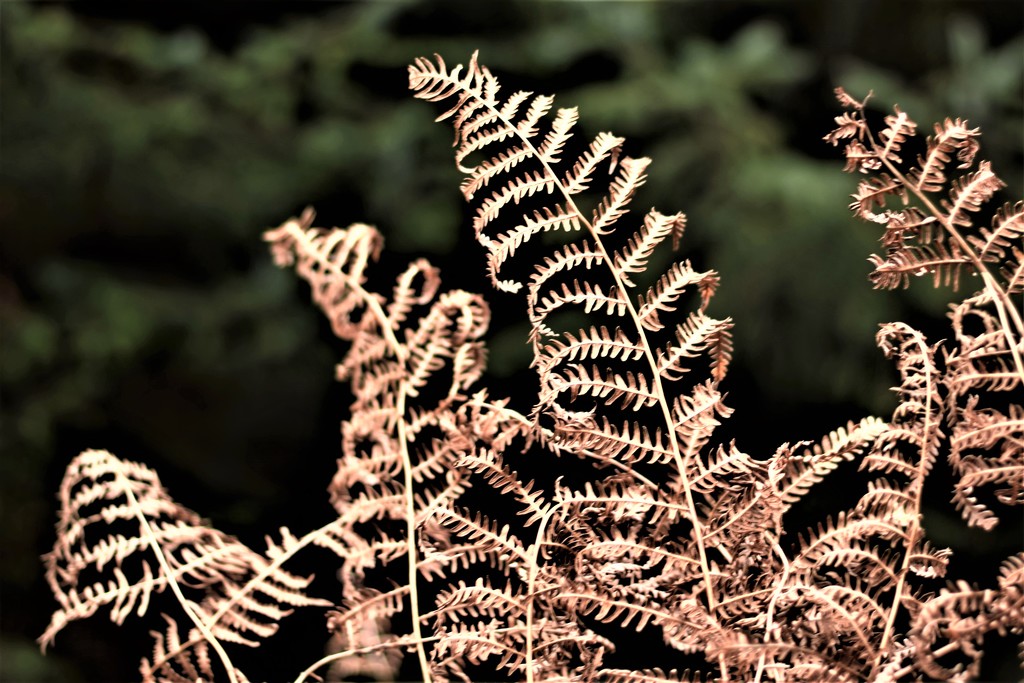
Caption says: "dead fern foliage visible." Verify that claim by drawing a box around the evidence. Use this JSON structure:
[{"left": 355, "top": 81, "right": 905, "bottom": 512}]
[
  {"left": 39, "top": 449, "right": 330, "bottom": 683},
  {"left": 41, "top": 54, "right": 1022, "bottom": 682}
]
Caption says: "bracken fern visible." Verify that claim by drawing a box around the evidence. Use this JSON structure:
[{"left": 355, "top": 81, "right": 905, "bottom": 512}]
[{"left": 41, "top": 52, "right": 1022, "bottom": 682}]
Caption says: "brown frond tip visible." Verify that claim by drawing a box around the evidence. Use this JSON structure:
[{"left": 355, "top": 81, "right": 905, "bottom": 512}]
[
  {"left": 263, "top": 211, "right": 386, "bottom": 341},
  {"left": 834, "top": 86, "right": 869, "bottom": 111}
]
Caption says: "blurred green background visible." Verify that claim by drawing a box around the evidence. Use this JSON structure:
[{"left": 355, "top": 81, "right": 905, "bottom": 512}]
[{"left": 1, "top": 1, "right": 1021, "bottom": 681}]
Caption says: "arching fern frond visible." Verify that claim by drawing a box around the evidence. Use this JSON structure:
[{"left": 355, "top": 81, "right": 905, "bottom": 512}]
[{"left": 40, "top": 450, "right": 328, "bottom": 683}]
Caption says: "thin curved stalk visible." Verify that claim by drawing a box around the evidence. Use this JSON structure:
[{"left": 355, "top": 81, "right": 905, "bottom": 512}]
[{"left": 117, "top": 470, "right": 239, "bottom": 683}]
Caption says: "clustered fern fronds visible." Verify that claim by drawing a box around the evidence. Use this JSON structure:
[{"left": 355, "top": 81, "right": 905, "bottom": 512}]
[{"left": 41, "top": 53, "right": 1022, "bottom": 682}]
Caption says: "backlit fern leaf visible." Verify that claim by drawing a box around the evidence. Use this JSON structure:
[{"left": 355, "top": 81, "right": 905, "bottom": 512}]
[
  {"left": 941, "top": 160, "right": 1006, "bottom": 228},
  {"left": 637, "top": 261, "right": 720, "bottom": 332},
  {"left": 908, "top": 118, "right": 980, "bottom": 193},
  {"left": 656, "top": 311, "right": 734, "bottom": 382},
  {"left": 40, "top": 450, "right": 327, "bottom": 682},
  {"left": 778, "top": 418, "right": 887, "bottom": 510},
  {"left": 867, "top": 241, "right": 973, "bottom": 290},
  {"left": 970, "top": 200, "right": 1024, "bottom": 265},
  {"left": 455, "top": 449, "right": 550, "bottom": 527},
  {"left": 613, "top": 210, "right": 685, "bottom": 287},
  {"left": 878, "top": 106, "right": 916, "bottom": 165}
]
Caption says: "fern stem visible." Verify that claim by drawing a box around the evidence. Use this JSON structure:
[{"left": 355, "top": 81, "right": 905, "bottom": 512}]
[
  {"left": 287, "top": 221, "right": 433, "bottom": 680},
  {"left": 293, "top": 634, "right": 439, "bottom": 683},
  {"left": 753, "top": 541, "right": 791, "bottom": 683},
  {"left": 524, "top": 506, "right": 549, "bottom": 683},
  {"left": 121, "top": 545, "right": 273, "bottom": 671},
  {"left": 887, "top": 640, "right": 962, "bottom": 679},
  {"left": 116, "top": 469, "right": 240, "bottom": 683},
  {"left": 873, "top": 330, "right": 936, "bottom": 675},
  {"left": 361, "top": 286, "right": 434, "bottom": 682}
]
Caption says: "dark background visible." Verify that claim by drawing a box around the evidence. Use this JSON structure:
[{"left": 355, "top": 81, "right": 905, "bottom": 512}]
[{"left": 2, "top": 1, "right": 1022, "bottom": 681}]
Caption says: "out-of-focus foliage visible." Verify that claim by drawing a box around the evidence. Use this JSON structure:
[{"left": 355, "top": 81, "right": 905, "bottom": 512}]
[
  {"left": 1, "top": 2, "right": 1020, "bottom": 680},
  {"left": 838, "top": 15, "right": 1024, "bottom": 174}
]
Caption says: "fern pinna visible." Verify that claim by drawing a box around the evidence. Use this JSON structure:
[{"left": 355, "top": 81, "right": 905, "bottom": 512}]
[{"left": 40, "top": 54, "right": 1021, "bottom": 682}]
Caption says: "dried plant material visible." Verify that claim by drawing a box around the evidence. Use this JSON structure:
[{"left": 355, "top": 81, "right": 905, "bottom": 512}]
[
  {"left": 41, "top": 58, "right": 1022, "bottom": 683},
  {"left": 40, "top": 450, "right": 328, "bottom": 683}
]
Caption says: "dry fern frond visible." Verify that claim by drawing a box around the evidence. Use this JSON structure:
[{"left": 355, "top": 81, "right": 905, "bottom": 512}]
[
  {"left": 410, "top": 53, "right": 751, "bottom": 680},
  {"left": 825, "top": 87, "right": 1023, "bottom": 680},
  {"left": 830, "top": 89, "right": 1023, "bottom": 542},
  {"left": 40, "top": 450, "right": 328, "bottom": 683},
  {"left": 778, "top": 417, "right": 888, "bottom": 510}
]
